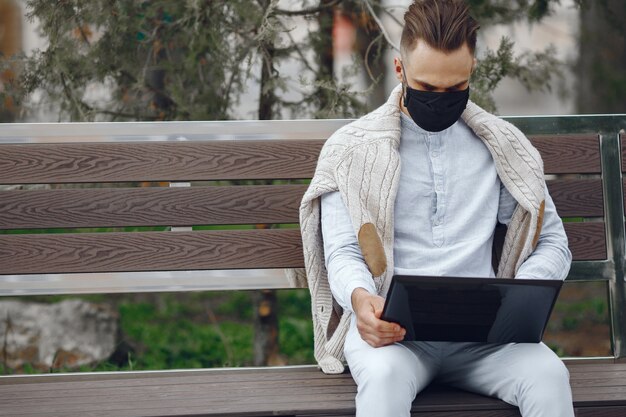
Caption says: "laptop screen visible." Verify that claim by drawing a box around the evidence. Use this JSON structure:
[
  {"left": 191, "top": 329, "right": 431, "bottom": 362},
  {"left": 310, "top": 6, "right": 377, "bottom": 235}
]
[{"left": 381, "top": 275, "right": 563, "bottom": 344}]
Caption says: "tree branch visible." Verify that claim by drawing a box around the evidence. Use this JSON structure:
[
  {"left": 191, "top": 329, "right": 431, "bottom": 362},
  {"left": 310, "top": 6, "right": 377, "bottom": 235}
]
[
  {"left": 274, "top": 0, "right": 342, "bottom": 16},
  {"left": 364, "top": 32, "right": 384, "bottom": 82},
  {"left": 283, "top": 28, "right": 316, "bottom": 74},
  {"left": 59, "top": 72, "right": 89, "bottom": 120},
  {"left": 381, "top": 5, "right": 403, "bottom": 27},
  {"left": 60, "top": 73, "right": 158, "bottom": 120},
  {"left": 361, "top": 0, "right": 399, "bottom": 52}
]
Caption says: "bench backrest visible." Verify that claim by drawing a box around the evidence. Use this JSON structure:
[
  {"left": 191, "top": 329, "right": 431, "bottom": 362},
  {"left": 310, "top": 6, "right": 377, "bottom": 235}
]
[{"left": 1, "top": 116, "right": 625, "bottom": 356}]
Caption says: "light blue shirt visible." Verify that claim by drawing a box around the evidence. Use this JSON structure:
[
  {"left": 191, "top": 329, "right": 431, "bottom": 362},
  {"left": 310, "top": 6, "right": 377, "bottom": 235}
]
[{"left": 321, "top": 112, "right": 572, "bottom": 313}]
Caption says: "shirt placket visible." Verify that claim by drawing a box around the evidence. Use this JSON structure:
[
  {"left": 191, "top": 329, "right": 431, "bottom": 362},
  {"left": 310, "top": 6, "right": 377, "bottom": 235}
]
[{"left": 429, "top": 133, "right": 445, "bottom": 247}]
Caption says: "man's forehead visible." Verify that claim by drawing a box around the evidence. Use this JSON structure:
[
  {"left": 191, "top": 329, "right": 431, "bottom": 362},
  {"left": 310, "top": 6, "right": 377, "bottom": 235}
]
[
  {"left": 401, "top": 40, "right": 474, "bottom": 87},
  {"left": 402, "top": 40, "right": 474, "bottom": 67}
]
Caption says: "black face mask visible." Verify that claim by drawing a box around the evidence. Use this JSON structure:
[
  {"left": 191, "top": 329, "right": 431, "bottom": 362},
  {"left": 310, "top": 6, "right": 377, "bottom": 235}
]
[{"left": 401, "top": 64, "right": 470, "bottom": 132}]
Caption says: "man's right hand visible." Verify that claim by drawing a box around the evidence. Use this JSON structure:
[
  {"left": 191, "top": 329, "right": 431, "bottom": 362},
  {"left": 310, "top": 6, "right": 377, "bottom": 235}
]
[{"left": 351, "top": 287, "right": 406, "bottom": 348}]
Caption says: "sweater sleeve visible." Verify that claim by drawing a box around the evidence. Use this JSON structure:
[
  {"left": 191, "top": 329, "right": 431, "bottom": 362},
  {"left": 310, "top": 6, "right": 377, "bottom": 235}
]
[
  {"left": 498, "top": 182, "right": 572, "bottom": 281},
  {"left": 320, "top": 191, "right": 376, "bottom": 312}
]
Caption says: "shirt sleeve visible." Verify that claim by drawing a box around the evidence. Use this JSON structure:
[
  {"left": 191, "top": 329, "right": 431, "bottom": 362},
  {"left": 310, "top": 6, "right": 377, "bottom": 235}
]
[
  {"left": 320, "top": 191, "right": 376, "bottom": 312},
  {"left": 497, "top": 182, "right": 572, "bottom": 281}
]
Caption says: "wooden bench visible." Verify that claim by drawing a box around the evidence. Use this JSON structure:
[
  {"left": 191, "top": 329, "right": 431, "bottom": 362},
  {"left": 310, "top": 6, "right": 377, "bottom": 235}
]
[{"left": 1, "top": 116, "right": 626, "bottom": 416}]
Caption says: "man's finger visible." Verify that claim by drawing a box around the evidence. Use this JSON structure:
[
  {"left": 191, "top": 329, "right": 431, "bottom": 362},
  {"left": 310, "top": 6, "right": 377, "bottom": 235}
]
[
  {"left": 360, "top": 317, "right": 404, "bottom": 337},
  {"left": 372, "top": 316, "right": 403, "bottom": 333},
  {"left": 360, "top": 307, "right": 402, "bottom": 331},
  {"left": 363, "top": 334, "right": 405, "bottom": 347}
]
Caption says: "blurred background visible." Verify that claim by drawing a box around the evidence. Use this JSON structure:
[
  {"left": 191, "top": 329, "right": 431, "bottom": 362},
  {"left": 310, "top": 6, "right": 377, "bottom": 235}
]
[{"left": 0, "top": 0, "right": 624, "bottom": 374}]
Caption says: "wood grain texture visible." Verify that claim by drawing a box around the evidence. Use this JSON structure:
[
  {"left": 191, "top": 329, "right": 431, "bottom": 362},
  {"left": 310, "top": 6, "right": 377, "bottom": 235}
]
[
  {"left": 547, "top": 179, "right": 603, "bottom": 217},
  {"left": 0, "top": 135, "right": 599, "bottom": 185},
  {"left": 574, "top": 408, "right": 626, "bottom": 417},
  {"left": 564, "top": 222, "right": 607, "bottom": 261},
  {"left": 0, "top": 229, "right": 304, "bottom": 274},
  {"left": 0, "top": 185, "right": 306, "bottom": 229},
  {"left": 530, "top": 134, "right": 601, "bottom": 174},
  {"left": 0, "top": 180, "right": 601, "bottom": 229},
  {"left": 0, "top": 222, "right": 604, "bottom": 273},
  {"left": 0, "top": 363, "right": 624, "bottom": 417},
  {"left": 0, "top": 140, "right": 325, "bottom": 184}
]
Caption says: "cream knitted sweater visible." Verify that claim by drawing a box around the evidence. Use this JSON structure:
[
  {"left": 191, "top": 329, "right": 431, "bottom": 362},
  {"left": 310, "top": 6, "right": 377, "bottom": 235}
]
[{"left": 285, "top": 83, "right": 546, "bottom": 375}]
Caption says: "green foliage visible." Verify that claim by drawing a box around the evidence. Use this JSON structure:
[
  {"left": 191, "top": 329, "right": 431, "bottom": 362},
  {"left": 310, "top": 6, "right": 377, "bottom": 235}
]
[
  {"left": 471, "top": 37, "right": 563, "bottom": 113},
  {"left": 11, "top": 0, "right": 263, "bottom": 121},
  {"left": 278, "top": 290, "right": 315, "bottom": 363},
  {"left": 467, "top": 0, "right": 560, "bottom": 24},
  {"left": 111, "top": 290, "right": 313, "bottom": 370},
  {"left": 464, "top": 0, "right": 566, "bottom": 112},
  {"left": 2, "top": 0, "right": 571, "bottom": 121},
  {"left": 5, "top": 0, "right": 372, "bottom": 121},
  {"left": 115, "top": 293, "right": 254, "bottom": 368}
]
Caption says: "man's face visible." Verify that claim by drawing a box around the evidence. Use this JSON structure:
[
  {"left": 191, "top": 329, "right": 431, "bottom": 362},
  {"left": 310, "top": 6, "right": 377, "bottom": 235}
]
[{"left": 394, "top": 39, "right": 475, "bottom": 98}]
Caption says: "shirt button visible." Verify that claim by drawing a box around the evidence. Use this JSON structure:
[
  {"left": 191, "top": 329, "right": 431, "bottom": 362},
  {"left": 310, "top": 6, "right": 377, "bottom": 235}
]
[
  {"left": 431, "top": 151, "right": 439, "bottom": 158},
  {"left": 436, "top": 185, "right": 442, "bottom": 192}
]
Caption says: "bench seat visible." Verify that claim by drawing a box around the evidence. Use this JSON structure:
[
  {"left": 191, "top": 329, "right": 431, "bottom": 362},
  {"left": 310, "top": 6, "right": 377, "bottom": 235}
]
[{"left": 2, "top": 361, "right": 626, "bottom": 417}]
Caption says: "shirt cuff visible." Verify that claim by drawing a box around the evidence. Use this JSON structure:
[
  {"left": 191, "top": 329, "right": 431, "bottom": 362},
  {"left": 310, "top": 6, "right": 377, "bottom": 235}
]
[
  {"left": 515, "top": 253, "right": 569, "bottom": 281},
  {"left": 341, "top": 279, "right": 377, "bottom": 313}
]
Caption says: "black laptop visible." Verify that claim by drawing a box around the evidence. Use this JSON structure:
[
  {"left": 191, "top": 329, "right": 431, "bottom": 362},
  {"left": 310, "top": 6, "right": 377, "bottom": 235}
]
[{"left": 380, "top": 275, "right": 563, "bottom": 344}]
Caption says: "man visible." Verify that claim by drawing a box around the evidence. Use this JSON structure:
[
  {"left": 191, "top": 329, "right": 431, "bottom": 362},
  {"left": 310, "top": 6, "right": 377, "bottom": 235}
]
[{"left": 287, "top": 1, "right": 574, "bottom": 416}]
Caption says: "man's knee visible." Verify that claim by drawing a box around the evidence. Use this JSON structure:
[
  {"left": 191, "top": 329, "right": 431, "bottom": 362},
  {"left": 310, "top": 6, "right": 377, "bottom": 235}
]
[
  {"left": 516, "top": 358, "right": 573, "bottom": 417},
  {"left": 519, "top": 357, "right": 571, "bottom": 398},
  {"left": 358, "top": 350, "right": 417, "bottom": 389},
  {"left": 533, "top": 356, "right": 569, "bottom": 383}
]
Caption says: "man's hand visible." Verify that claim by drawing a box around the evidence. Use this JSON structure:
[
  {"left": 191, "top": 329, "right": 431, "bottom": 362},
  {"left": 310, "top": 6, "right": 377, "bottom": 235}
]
[{"left": 351, "top": 287, "right": 406, "bottom": 347}]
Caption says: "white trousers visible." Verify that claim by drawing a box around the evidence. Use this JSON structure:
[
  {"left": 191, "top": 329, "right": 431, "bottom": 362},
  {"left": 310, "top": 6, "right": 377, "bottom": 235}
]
[{"left": 345, "top": 316, "right": 575, "bottom": 417}]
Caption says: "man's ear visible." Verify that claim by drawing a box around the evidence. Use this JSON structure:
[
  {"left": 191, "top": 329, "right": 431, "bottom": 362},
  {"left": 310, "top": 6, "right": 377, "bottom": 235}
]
[{"left": 393, "top": 56, "right": 404, "bottom": 83}]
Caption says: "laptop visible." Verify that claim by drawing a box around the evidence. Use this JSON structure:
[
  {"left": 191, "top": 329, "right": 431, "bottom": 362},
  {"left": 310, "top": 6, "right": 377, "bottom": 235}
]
[{"left": 380, "top": 275, "right": 563, "bottom": 344}]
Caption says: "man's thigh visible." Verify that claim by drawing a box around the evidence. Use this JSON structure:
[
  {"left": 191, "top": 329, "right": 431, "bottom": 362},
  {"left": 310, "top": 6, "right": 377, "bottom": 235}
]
[
  {"left": 435, "top": 341, "right": 570, "bottom": 400},
  {"left": 344, "top": 316, "right": 442, "bottom": 392}
]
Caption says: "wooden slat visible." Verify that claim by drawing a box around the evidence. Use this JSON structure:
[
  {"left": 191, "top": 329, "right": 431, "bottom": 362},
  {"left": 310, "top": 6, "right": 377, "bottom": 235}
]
[
  {"left": 0, "top": 363, "right": 625, "bottom": 417},
  {"left": 0, "top": 229, "right": 303, "bottom": 274},
  {"left": 575, "top": 408, "right": 626, "bottom": 417},
  {"left": 0, "top": 140, "right": 325, "bottom": 184},
  {"left": 0, "top": 135, "right": 601, "bottom": 185},
  {"left": 0, "top": 185, "right": 306, "bottom": 229},
  {"left": 0, "top": 223, "right": 605, "bottom": 273},
  {"left": 548, "top": 179, "right": 603, "bottom": 217},
  {"left": 530, "top": 134, "right": 600, "bottom": 174},
  {"left": 0, "top": 180, "right": 602, "bottom": 230},
  {"left": 565, "top": 222, "right": 607, "bottom": 261}
]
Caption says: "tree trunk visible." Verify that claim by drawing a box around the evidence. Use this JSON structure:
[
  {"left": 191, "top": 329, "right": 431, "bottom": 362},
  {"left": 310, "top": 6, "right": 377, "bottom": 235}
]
[
  {"left": 314, "top": 0, "right": 336, "bottom": 114},
  {"left": 253, "top": 289, "right": 283, "bottom": 366},
  {"left": 576, "top": 0, "right": 626, "bottom": 113},
  {"left": 253, "top": 0, "right": 282, "bottom": 367},
  {"left": 0, "top": 0, "right": 23, "bottom": 122}
]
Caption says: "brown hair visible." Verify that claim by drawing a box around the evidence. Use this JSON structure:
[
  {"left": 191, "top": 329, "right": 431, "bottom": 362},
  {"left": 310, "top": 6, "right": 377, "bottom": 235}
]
[{"left": 400, "top": 0, "right": 479, "bottom": 56}]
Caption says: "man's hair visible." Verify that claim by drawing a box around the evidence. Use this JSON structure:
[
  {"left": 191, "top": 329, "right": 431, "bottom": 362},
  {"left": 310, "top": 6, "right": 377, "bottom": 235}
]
[{"left": 400, "top": 0, "right": 480, "bottom": 56}]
